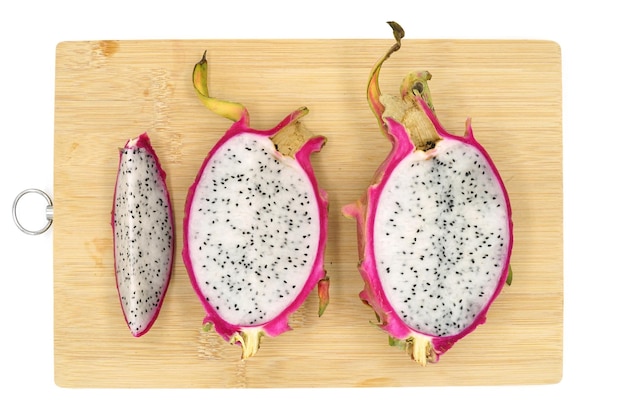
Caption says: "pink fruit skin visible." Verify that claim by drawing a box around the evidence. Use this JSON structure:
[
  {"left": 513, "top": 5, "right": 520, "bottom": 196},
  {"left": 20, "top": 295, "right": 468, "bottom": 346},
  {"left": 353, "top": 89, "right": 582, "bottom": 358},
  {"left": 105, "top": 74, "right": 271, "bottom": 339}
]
[
  {"left": 112, "top": 132, "right": 174, "bottom": 337},
  {"left": 182, "top": 109, "right": 329, "bottom": 343},
  {"left": 343, "top": 97, "right": 513, "bottom": 362}
]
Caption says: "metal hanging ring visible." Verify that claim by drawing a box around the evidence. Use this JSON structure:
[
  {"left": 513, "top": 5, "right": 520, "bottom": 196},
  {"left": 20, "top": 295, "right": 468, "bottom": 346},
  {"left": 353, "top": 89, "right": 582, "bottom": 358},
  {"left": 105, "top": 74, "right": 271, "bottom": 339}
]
[{"left": 12, "top": 188, "right": 54, "bottom": 235}]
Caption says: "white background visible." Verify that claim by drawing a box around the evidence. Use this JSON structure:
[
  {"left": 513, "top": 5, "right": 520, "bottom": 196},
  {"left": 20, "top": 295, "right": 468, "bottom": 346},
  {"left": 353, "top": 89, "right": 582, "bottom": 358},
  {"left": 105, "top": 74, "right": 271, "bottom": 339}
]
[{"left": 1, "top": 0, "right": 623, "bottom": 415}]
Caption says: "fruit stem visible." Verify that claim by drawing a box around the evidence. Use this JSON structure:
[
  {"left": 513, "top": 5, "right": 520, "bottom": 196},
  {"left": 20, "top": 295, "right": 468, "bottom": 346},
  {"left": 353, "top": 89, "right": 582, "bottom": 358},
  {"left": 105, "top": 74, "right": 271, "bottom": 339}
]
[
  {"left": 269, "top": 107, "right": 316, "bottom": 157},
  {"left": 368, "top": 22, "right": 441, "bottom": 150},
  {"left": 400, "top": 71, "right": 436, "bottom": 113},
  {"left": 367, "top": 21, "right": 405, "bottom": 131},
  {"left": 193, "top": 51, "right": 249, "bottom": 123},
  {"left": 406, "top": 335, "right": 436, "bottom": 366},
  {"left": 230, "top": 328, "right": 263, "bottom": 360}
]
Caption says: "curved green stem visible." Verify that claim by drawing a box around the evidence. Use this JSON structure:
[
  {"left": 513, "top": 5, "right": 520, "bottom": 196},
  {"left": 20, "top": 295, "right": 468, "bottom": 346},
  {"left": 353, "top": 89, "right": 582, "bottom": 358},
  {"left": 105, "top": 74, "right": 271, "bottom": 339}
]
[
  {"left": 367, "top": 21, "right": 405, "bottom": 131},
  {"left": 193, "top": 51, "right": 248, "bottom": 122}
]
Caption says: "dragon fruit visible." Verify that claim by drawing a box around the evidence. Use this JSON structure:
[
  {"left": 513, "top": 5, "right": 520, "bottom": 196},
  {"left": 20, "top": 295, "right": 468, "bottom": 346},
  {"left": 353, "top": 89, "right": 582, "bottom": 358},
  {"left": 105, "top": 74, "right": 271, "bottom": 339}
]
[
  {"left": 343, "top": 22, "right": 513, "bottom": 365},
  {"left": 112, "top": 132, "right": 174, "bottom": 337},
  {"left": 183, "top": 52, "right": 329, "bottom": 359}
]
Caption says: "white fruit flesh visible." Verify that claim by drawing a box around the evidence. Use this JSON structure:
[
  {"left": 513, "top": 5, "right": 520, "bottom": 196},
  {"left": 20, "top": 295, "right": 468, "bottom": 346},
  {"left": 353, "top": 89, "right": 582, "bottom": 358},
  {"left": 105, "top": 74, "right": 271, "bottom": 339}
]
[
  {"left": 373, "top": 138, "right": 510, "bottom": 337},
  {"left": 186, "top": 133, "right": 321, "bottom": 326},
  {"left": 114, "top": 142, "right": 173, "bottom": 335}
]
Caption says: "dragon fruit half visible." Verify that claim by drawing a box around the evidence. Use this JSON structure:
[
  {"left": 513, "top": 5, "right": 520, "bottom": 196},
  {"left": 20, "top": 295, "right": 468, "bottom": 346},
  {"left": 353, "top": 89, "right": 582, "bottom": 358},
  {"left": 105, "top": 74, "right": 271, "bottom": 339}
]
[
  {"left": 343, "top": 22, "right": 513, "bottom": 365},
  {"left": 183, "top": 52, "right": 329, "bottom": 359},
  {"left": 112, "top": 132, "right": 174, "bottom": 337}
]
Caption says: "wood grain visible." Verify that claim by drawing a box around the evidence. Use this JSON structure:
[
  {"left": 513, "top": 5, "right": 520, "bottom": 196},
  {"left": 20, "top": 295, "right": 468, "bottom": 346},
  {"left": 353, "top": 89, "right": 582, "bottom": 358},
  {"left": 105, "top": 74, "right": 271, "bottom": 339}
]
[{"left": 53, "top": 39, "right": 562, "bottom": 387}]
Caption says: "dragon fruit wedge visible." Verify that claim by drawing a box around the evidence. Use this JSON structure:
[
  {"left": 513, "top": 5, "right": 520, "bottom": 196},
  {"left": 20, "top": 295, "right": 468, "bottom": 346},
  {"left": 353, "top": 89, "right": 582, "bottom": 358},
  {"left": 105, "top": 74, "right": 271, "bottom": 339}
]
[
  {"left": 183, "top": 52, "right": 329, "bottom": 359},
  {"left": 112, "top": 132, "right": 174, "bottom": 337},
  {"left": 342, "top": 22, "right": 513, "bottom": 365}
]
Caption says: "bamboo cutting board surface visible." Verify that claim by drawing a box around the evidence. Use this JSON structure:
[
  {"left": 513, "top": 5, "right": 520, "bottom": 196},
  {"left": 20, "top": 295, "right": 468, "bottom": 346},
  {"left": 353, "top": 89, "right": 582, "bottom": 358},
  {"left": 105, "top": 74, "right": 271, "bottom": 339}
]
[{"left": 53, "top": 39, "right": 562, "bottom": 388}]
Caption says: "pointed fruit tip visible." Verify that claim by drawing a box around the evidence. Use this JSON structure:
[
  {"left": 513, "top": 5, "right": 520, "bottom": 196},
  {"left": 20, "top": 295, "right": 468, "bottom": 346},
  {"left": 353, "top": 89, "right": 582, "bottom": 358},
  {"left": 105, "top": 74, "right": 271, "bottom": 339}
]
[
  {"left": 196, "top": 50, "right": 207, "bottom": 65},
  {"left": 317, "top": 276, "right": 330, "bottom": 317},
  {"left": 506, "top": 265, "right": 513, "bottom": 286}
]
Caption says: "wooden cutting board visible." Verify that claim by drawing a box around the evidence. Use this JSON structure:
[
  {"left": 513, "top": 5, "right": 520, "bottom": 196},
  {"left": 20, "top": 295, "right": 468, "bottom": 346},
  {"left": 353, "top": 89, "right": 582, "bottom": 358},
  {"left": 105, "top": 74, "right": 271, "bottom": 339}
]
[{"left": 53, "top": 39, "right": 562, "bottom": 388}]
